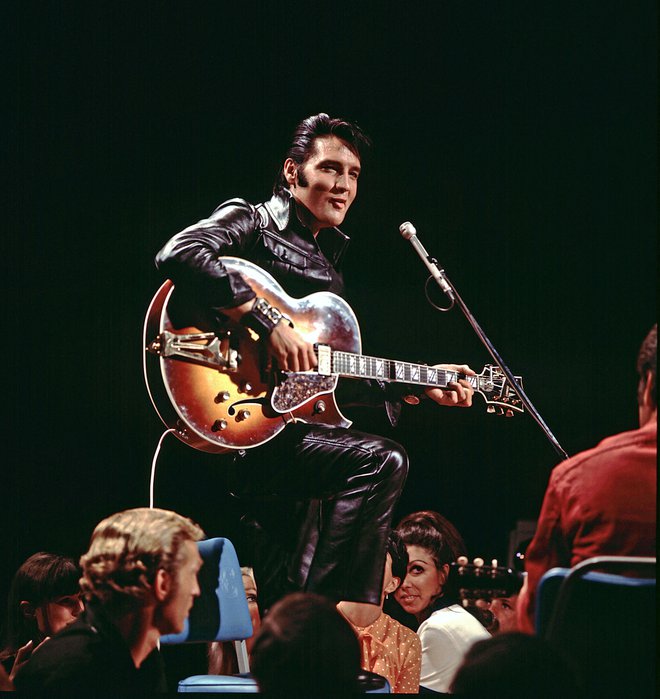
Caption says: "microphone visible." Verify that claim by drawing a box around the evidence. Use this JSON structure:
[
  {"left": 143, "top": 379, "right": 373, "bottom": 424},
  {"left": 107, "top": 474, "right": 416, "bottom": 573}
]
[{"left": 399, "top": 221, "right": 454, "bottom": 300}]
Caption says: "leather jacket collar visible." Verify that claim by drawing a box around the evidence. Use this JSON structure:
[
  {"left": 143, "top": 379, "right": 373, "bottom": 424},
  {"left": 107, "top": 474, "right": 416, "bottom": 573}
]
[{"left": 264, "top": 187, "right": 351, "bottom": 268}]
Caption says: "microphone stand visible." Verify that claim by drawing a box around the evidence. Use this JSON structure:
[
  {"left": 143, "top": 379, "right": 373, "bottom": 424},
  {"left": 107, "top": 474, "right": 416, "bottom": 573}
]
[{"left": 404, "top": 228, "right": 569, "bottom": 461}]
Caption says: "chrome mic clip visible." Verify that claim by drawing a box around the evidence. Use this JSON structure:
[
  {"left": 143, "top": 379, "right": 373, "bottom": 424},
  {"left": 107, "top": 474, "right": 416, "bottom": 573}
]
[{"left": 399, "top": 221, "right": 455, "bottom": 306}]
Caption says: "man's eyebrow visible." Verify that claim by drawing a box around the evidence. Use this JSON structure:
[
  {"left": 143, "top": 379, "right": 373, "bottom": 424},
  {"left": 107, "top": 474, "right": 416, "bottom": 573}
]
[{"left": 318, "top": 158, "right": 361, "bottom": 172}]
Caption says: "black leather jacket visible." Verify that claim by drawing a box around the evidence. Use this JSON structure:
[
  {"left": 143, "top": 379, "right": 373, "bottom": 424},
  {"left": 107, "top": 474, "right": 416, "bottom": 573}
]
[
  {"left": 156, "top": 188, "right": 407, "bottom": 424},
  {"left": 156, "top": 188, "right": 350, "bottom": 312}
]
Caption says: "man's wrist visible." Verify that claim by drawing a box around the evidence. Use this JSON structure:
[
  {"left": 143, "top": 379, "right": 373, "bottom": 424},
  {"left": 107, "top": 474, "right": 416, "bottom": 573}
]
[{"left": 240, "top": 297, "right": 285, "bottom": 339}]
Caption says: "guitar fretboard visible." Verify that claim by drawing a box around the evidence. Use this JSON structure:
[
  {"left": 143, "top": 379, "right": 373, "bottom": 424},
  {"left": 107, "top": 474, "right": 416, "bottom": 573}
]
[{"left": 331, "top": 351, "right": 478, "bottom": 389}]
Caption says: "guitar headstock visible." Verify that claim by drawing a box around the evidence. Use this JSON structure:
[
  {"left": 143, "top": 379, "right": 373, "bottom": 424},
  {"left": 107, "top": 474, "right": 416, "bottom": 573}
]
[
  {"left": 448, "top": 556, "right": 524, "bottom": 602},
  {"left": 474, "top": 364, "right": 524, "bottom": 416}
]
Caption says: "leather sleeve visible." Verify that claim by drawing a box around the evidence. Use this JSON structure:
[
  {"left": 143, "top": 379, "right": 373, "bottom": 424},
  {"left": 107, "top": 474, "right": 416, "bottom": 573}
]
[{"left": 155, "top": 199, "right": 261, "bottom": 311}]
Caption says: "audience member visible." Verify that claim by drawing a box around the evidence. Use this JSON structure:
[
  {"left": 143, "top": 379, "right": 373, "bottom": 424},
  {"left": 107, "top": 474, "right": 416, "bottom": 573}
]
[
  {"left": 449, "top": 632, "right": 578, "bottom": 698},
  {"left": 0, "top": 552, "right": 83, "bottom": 682},
  {"left": 394, "top": 511, "right": 490, "bottom": 693},
  {"left": 250, "top": 592, "right": 361, "bottom": 695},
  {"left": 518, "top": 324, "right": 657, "bottom": 632},
  {"left": 14, "top": 507, "right": 204, "bottom": 694},
  {"left": 208, "top": 566, "right": 261, "bottom": 674},
  {"left": 486, "top": 594, "right": 519, "bottom": 634},
  {"left": 338, "top": 531, "right": 422, "bottom": 693}
]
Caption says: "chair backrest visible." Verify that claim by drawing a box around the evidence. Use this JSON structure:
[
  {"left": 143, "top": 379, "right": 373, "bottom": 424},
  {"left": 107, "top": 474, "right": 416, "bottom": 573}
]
[
  {"left": 160, "top": 537, "right": 253, "bottom": 673},
  {"left": 536, "top": 556, "right": 656, "bottom": 697}
]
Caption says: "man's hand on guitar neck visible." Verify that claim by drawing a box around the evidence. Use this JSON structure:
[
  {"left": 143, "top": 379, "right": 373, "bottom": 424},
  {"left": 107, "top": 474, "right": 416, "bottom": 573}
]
[{"left": 425, "top": 363, "right": 475, "bottom": 408}]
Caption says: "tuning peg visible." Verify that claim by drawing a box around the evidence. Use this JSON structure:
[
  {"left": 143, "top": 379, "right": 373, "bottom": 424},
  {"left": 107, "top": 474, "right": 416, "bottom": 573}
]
[
  {"left": 487, "top": 405, "right": 496, "bottom": 414},
  {"left": 457, "top": 556, "right": 469, "bottom": 566},
  {"left": 473, "top": 557, "right": 484, "bottom": 568},
  {"left": 505, "top": 409, "right": 514, "bottom": 418}
]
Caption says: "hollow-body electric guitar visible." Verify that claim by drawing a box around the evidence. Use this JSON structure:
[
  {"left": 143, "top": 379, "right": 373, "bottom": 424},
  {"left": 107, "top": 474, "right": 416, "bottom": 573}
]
[{"left": 144, "top": 257, "right": 523, "bottom": 453}]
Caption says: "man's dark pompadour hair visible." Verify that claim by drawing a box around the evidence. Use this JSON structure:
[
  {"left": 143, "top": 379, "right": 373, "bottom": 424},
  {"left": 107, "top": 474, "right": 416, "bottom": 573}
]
[
  {"left": 387, "top": 529, "right": 409, "bottom": 589},
  {"left": 275, "top": 113, "right": 372, "bottom": 191}
]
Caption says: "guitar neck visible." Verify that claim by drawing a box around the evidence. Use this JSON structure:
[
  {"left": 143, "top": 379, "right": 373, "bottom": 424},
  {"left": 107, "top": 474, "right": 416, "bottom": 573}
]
[{"left": 330, "top": 350, "right": 476, "bottom": 390}]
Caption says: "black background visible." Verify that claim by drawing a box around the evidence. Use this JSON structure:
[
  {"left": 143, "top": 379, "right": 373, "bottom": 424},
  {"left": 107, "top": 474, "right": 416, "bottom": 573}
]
[{"left": 4, "top": 0, "right": 656, "bottom": 616}]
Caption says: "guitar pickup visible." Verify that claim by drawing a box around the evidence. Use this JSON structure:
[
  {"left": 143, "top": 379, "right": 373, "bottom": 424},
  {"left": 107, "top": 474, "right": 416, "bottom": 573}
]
[
  {"left": 315, "top": 343, "right": 332, "bottom": 376},
  {"left": 147, "top": 330, "right": 240, "bottom": 371}
]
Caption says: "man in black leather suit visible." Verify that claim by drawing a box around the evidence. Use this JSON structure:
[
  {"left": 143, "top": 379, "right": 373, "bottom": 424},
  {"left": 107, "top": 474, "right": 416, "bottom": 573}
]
[{"left": 155, "top": 114, "right": 474, "bottom": 614}]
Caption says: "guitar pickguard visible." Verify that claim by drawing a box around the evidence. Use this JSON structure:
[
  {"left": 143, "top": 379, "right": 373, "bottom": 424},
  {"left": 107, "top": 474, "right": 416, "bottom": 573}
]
[{"left": 271, "top": 374, "right": 338, "bottom": 413}]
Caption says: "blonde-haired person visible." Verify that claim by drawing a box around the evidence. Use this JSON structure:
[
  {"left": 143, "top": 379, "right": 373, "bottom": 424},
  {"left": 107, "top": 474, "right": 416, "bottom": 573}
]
[
  {"left": 208, "top": 566, "right": 261, "bottom": 675},
  {"left": 14, "top": 508, "right": 204, "bottom": 694}
]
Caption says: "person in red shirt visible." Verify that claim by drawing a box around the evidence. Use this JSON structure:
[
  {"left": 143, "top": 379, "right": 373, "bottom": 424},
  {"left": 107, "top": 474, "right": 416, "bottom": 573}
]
[{"left": 518, "top": 324, "right": 657, "bottom": 633}]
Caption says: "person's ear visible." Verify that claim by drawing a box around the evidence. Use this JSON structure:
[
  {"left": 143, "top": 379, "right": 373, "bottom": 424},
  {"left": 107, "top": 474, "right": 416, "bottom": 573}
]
[
  {"left": 642, "top": 370, "right": 655, "bottom": 407},
  {"left": 19, "top": 601, "right": 35, "bottom": 619},
  {"left": 438, "top": 563, "right": 450, "bottom": 588},
  {"left": 153, "top": 569, "right": 172, "bottom": 602},
  {"left": 384, "top": 576, "right": 400, "bottom": 596},
  {"left": 283, "top": 158, "right": 298, "bottom": 187}
]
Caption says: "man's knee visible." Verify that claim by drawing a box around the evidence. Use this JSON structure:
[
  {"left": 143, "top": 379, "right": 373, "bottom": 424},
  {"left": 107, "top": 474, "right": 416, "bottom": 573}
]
[{"left": 376, "top": 438, "right": 409, "bottom": 485}]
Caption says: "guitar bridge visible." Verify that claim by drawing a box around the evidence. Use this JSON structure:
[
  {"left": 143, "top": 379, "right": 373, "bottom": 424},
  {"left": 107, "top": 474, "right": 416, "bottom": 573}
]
[{"left": 147, "top": 330, "right": 240, "bottom": 371}]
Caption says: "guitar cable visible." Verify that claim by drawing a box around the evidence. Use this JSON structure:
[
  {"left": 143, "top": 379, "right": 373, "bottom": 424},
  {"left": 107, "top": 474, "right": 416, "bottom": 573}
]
[{"left": 149, "top": 428, "right": 177, "bottom": 509}]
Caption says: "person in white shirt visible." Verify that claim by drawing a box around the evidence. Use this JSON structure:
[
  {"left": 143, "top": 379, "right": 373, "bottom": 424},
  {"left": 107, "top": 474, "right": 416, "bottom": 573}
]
[{"left": 394, "top": 511, "right": 490, "bottom": 693}]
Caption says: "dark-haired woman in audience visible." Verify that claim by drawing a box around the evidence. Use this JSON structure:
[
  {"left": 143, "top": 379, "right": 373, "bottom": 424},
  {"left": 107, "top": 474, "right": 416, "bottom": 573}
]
[
  {"left": 395, "top": 511, "right": 489, "bottom": 693},
  {"left": 0, "top": 552, "right": 83, "bottom": 682}
]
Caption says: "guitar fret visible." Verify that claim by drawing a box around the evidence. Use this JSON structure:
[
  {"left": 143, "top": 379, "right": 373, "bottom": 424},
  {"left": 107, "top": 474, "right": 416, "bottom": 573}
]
[{"left": 331, "top": 351, "right": 460, "bottom": 389}]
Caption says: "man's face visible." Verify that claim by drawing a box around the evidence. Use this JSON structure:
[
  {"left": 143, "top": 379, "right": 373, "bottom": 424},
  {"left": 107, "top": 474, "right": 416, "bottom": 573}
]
[
  {"left": 158, "top": 540, "right": 202, "bottom": 635},
  {"left": 488, "top": 594, "right": 519, "bottom": 634},
  {"left": 285, "top": 134, "right": 361, "bottom": 233}
]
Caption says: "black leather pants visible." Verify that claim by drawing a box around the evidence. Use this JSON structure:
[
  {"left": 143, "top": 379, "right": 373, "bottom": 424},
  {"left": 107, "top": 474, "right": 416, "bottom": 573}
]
[{"left": 228, "top": 423, "right": 409, "bottom": 609}]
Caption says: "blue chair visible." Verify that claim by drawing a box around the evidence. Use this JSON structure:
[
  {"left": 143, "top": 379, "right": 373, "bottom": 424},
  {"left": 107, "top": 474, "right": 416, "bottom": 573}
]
[
  {"left": 536, "top": 556, "right": 656, "bottom": 698},
  {"left": 161, "top": 537, "right": 258, "bottom": 692}
]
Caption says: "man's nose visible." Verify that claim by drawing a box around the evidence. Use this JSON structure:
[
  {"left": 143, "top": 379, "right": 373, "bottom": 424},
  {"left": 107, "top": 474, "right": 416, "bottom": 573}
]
[
  {"left": 334, "top": 173, "right": 349, "bottom": 192},
  {"left": 73, "top": 598, "right": 84, "bottom": 616}
]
